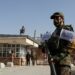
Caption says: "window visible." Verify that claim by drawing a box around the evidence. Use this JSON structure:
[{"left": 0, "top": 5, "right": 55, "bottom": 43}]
[
  {"left": 0, "top": 44, "right": 3, "bottom": 47},
  {"left": 3, "top": 52, "right": 6, "bottom": 57},
  {"left": 0, "top": 53, "right": 2, "bottom": 57},
  {"left": 12, "top": 44, "right": 15, "bottom": 47},
  {"left": 16, "top": 44, "right": 20, "bottom": 47},
  {"left": 15, "top": 48, "right": 20, "bottom": 57},
  {"left": 16, "top": 53, "right": 20, "bottom": 57},
  {"left": 3, "top": 48, "right": 7, "bottom": 57},
  {"left": 0, "top": 48, "right": 2, "bottom": 57},
  {"left": 8, "top": 44, "right": 11, "bottom": 47},
  {"left": 16, "top": 48, "right": 20, "bottom": 52}
]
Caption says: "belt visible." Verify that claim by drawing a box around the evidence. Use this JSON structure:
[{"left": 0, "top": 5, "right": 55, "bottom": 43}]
[{"left": 60, "top": 64, "right": 71, "bottom": 68}]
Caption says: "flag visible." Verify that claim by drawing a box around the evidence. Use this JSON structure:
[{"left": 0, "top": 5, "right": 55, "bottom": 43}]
[{"left": 60, "top": 29, "right": 75, "bottom": 42}]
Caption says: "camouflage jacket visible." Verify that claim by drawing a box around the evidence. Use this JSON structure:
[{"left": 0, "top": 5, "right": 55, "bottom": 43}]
[{"left": 47, "top": 25, "right": 74, "bottom": 62}]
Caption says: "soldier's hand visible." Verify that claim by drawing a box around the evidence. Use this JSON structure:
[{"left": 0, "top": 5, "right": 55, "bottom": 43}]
[{"left": 53, "top": 56, "right": 60, "bottom": 63}]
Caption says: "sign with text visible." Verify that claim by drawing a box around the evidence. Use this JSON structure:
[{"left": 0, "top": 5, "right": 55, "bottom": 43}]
[{"left": 60, "top": 29, "right": 75, "bottom": 42}]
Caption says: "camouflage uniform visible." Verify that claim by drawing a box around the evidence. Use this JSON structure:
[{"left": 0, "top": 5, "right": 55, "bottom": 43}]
[
  {"left": 47, "top": 25, "right": 73, "bottom": 75},
  {"left": 47, "top": 12, "right": 74, "bottom": 75}
]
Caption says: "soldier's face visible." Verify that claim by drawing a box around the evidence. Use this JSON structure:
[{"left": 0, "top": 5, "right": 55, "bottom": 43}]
[{"left": 53, "top": 16, "right": 64, "bottom": 28}]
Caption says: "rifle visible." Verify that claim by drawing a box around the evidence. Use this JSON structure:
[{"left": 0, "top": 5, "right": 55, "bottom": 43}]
[{"left": 44, "top": 42, "right": 57, "bottom": 75}]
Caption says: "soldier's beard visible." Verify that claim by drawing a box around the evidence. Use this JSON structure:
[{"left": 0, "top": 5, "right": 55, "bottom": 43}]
[{"left": 54, "top": 22, "right": 64, "bottom": 28}]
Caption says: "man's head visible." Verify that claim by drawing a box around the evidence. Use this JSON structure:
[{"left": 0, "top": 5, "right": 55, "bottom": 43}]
[{"left": 50, "top": 12, "right": 64, "bottom": 28}]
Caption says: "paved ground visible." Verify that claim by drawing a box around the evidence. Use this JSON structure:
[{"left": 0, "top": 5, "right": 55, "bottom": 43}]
[
  {"left": 71, "top": 66, "right": 75, "bottom": 75},
  {"left": 0, "top": 65, "right": 75, "bottom": 75},
  {"left": 0, "top": 65, "right": 50, "bottom": 75}
]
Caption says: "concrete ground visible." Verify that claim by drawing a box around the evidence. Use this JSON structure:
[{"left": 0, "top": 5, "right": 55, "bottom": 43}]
[
  {"left": 0, "top": 65, "right": 75, "bottom": 75},
  {"left": 71, "top": 65, "right": 75, "bottom": 75},
  {"left": 0, "top": 65, "right": 50, "bottom": 75}
]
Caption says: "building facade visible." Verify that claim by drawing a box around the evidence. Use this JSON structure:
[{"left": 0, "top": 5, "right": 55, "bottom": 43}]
[{"left": 0, "top": 34, "right": 39, "bottom": 66}]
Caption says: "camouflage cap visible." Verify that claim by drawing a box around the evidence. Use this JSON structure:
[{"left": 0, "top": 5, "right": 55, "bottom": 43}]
[{"left": 50, "top": 12, "right": 64, "bottom": 19}]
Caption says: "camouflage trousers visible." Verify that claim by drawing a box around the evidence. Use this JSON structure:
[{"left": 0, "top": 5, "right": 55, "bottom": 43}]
[
  {"left": 60, "top": 65, "right": 71, "bottom": 75},
  {"left": 53, "top": 63, "right": 71, "bottom": 75}
]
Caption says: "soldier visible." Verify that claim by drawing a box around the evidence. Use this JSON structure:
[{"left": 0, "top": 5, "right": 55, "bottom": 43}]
[
  {"left": 20, "top": 26, "right": 25, "bottom": 35},
  {"left": 31, "top": 50, "right": 36, "bottom": 65},
  {"left": 26, "top": 52, "right": 31, "bottom": 66},
  {"left": 47, "top": 12, "right": 74, "bottom": 75}
]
